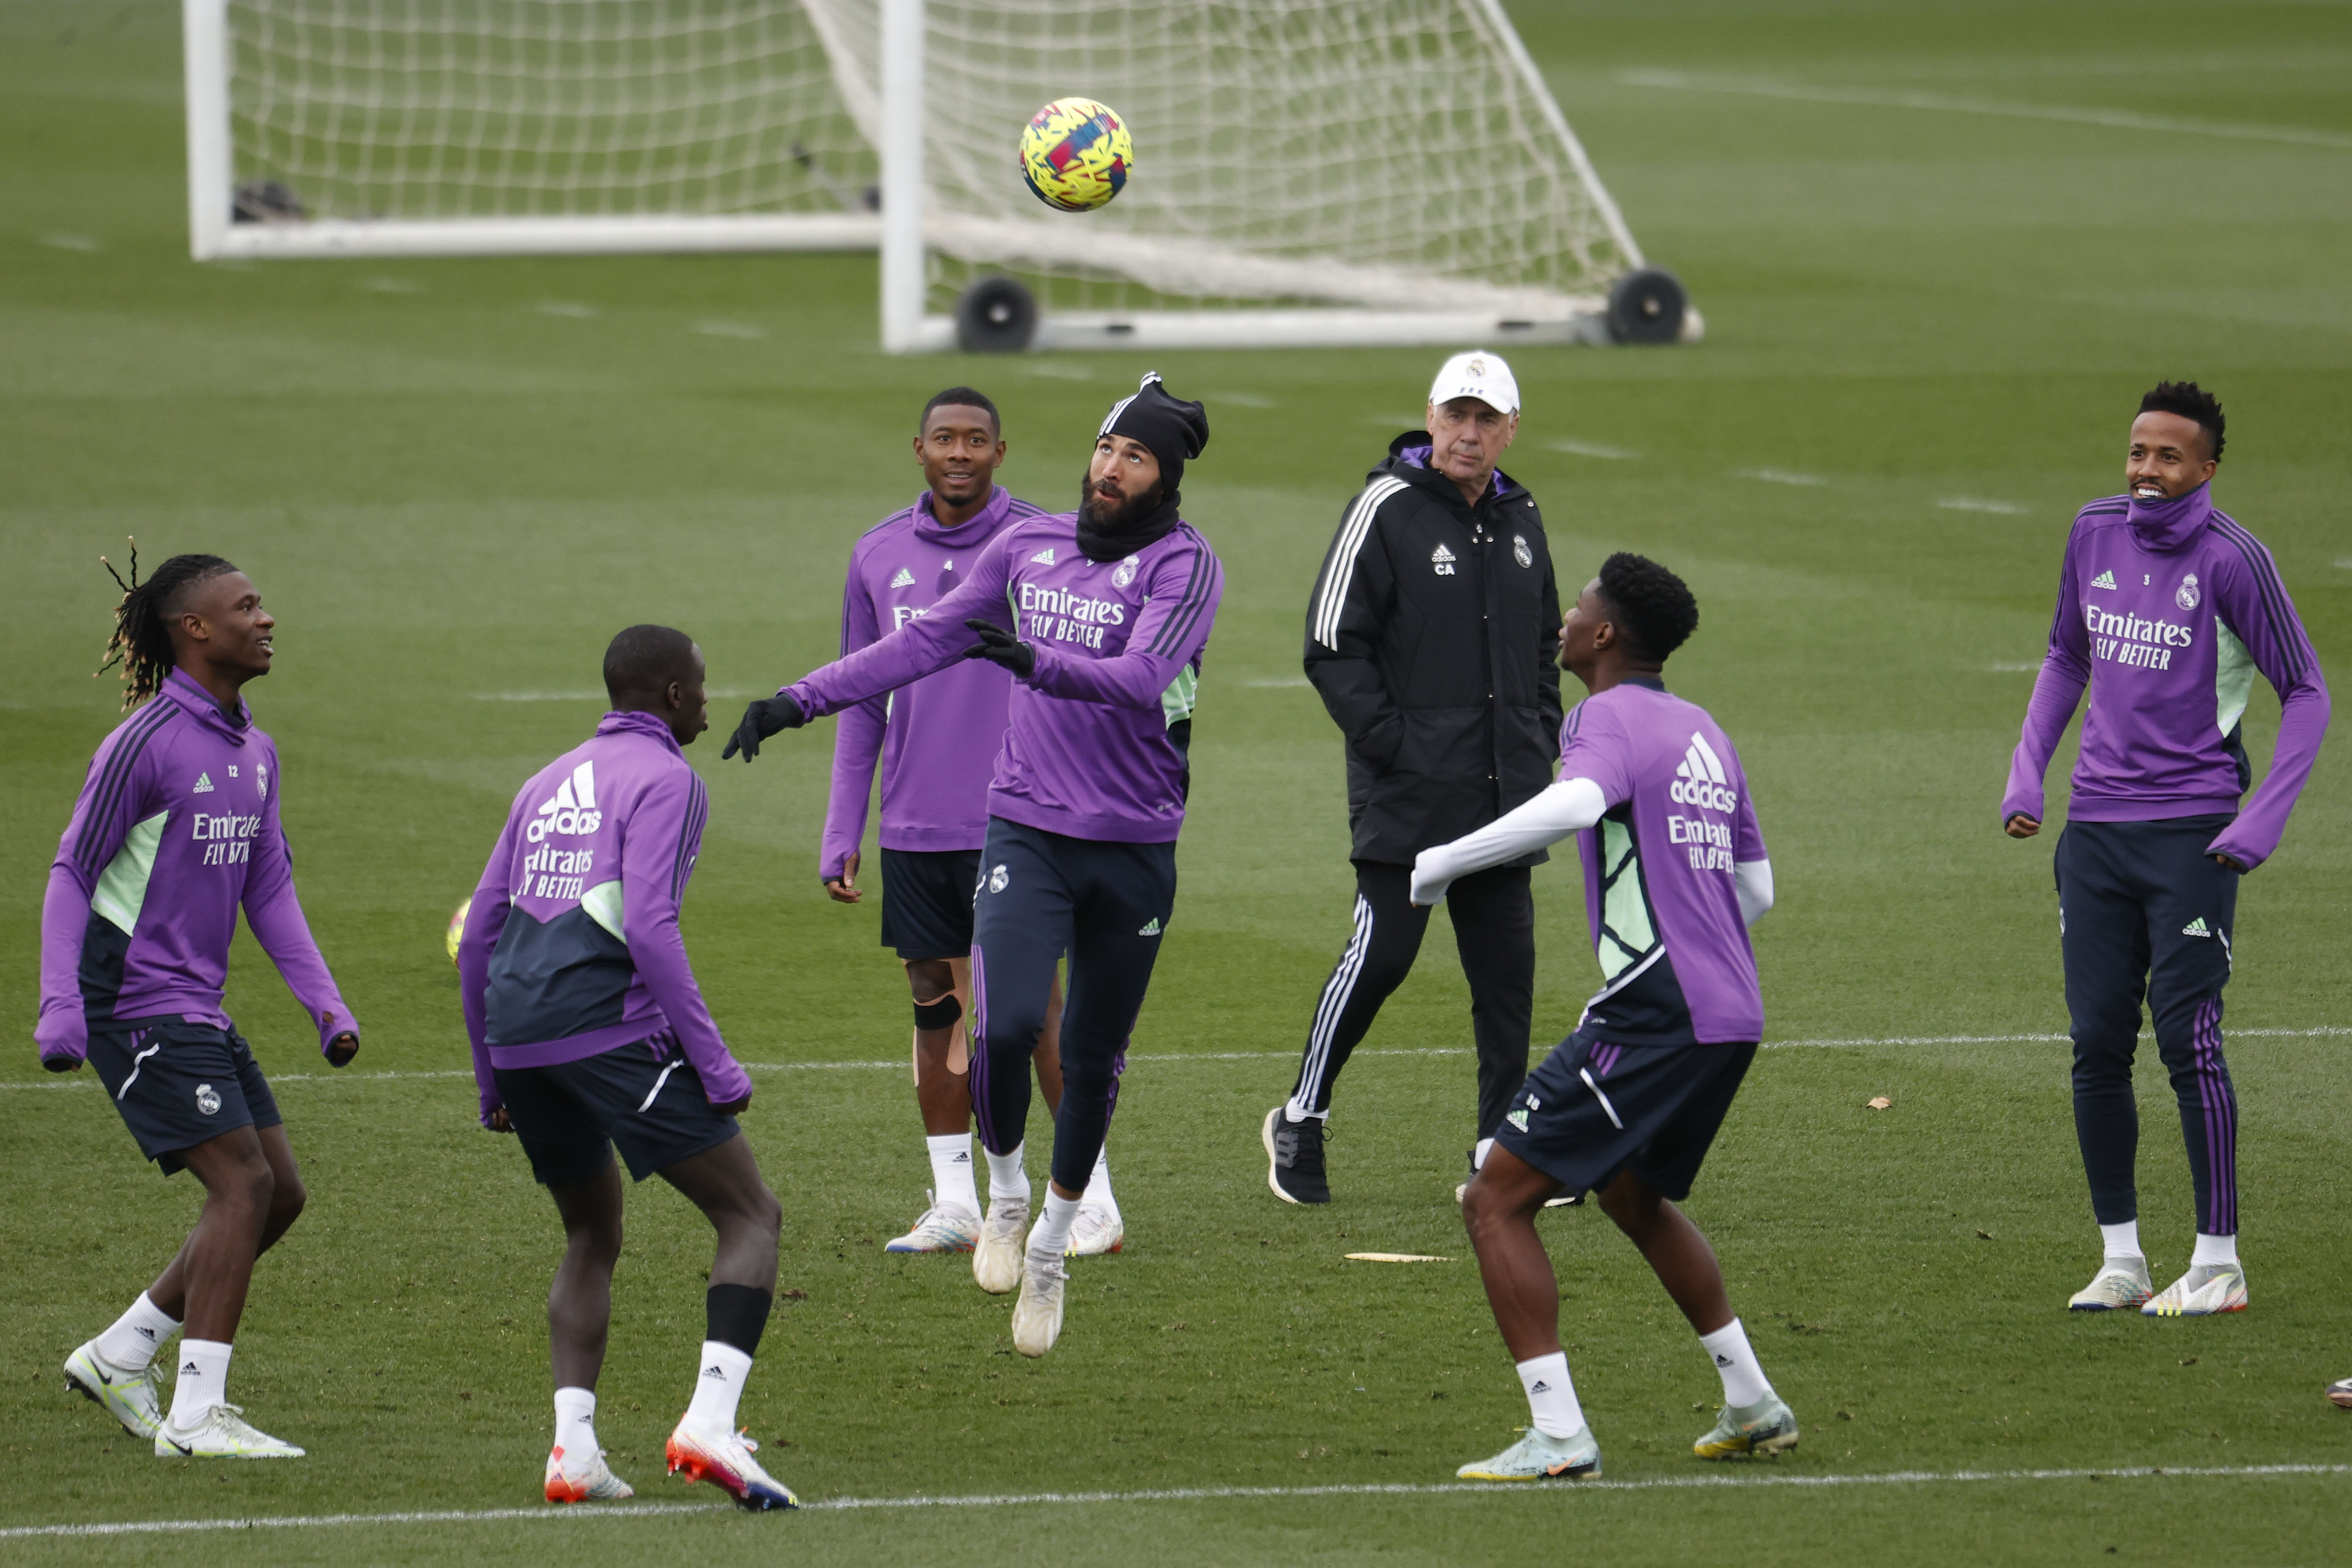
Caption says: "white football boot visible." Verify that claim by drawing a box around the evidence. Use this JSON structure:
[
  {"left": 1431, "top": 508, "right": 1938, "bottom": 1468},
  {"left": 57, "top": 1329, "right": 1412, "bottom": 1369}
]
[
  {"left": 1012, "top": 1250, "right": 1068, "bottom": 1358},
  {"left": 2143, "top": 1261, "right": 2248, "bottom": 1317},
  {"left": 1065, "top": 1203, "right": 1124, "bottom": 1257},
  {"left": 545, "top": 1442, "right": 634, "bottom": 1502},
  {"left": 665, "top": 1421, "right": 797, "bottom": 1511},
  {"left": 884, "top": 1195, "right": 981, "bottom": 1255},
  {"left": 2068, "top": 1258, "right": 2154, "bottom": 1311},
  {"left": 154, "top": 1404, "right": 304, "bottom": 1459},
  {"left": 1456, "top": 1425, "right": 1602, "bottom": 1481},
  {"left": 973, "top": 1195, "right": 1029, "bottom": 1295},
  {"left": 64, "top": 1341, "right": 164, "bottom": 1441}
]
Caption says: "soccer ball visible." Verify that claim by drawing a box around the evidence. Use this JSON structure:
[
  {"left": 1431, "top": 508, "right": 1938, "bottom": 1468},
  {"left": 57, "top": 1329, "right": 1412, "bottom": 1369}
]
[
  {"left": 446, "top": 897, "right": 470, "bottom": 964},
  {"left": 1019, "top": 98, "right": 1132, "bottom": 213}
]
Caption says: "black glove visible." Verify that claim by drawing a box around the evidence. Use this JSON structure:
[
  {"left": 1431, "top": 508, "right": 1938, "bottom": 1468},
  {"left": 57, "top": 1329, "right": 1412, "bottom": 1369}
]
[
  {"left": 722, "top": 693, "right": 805, "bottom": 761},
  {"left": 962, "top": 619, "right": 1037, "bottom": 679}
]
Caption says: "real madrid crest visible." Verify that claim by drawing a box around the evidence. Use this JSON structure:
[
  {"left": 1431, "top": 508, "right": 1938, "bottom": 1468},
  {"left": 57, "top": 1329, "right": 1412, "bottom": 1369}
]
[
  {"left": 2177, "top": 572, "right": 2200, "bottom": 611},
  {"left": 1113, "top": 554, "right": 1140, "bottom": 590},
  {"left": 1512, "top": 534, "right": 1533, "bottom": 569}
]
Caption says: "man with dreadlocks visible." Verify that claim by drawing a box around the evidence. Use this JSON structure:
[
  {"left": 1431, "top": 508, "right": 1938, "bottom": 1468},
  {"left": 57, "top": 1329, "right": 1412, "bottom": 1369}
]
[
  {"left": 726, "top": 372, "right": 1220, "bottom": 1360},
  {"left": 38, "top": 549, "right": 359, "bottom": 1461}
]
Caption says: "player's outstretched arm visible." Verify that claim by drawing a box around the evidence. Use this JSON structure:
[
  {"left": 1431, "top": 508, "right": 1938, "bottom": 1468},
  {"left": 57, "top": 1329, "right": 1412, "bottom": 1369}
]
[
  {"left": 241, "top": 771, "right": 359, "bottom": 1064},
  {"left": 620, "top": 770, "right": 753, "bottom": 1113},
  {"left": 1411, "top": 777, "right": 1609, "bottom": 907},
  {"left": 730, "top": 531, "right": 1022, "bottom": 764}
]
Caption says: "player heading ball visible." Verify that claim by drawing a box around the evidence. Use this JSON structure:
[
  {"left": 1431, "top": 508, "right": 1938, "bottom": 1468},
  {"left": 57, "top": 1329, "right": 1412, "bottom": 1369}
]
[{"left": 728, "top": 373, "right": 1223, "bottom": 1359}]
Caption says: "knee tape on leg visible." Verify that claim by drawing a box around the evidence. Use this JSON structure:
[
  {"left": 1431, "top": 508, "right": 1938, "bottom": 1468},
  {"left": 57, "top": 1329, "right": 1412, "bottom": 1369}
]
[{"left": 913, "top": 994, "right": 963, "bottom": 1032}]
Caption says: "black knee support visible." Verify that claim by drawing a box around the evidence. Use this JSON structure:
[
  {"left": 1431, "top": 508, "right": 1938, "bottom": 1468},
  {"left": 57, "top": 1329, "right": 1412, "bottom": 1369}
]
[{"left": 913, "top": 994, "right": 963, "bottom": 1031}]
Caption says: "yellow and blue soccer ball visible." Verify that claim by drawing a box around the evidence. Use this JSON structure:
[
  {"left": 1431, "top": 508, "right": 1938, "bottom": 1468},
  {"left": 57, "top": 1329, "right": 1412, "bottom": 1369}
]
[{"left": 1019, "top": 97, "right": 1133, "bottom": 213}]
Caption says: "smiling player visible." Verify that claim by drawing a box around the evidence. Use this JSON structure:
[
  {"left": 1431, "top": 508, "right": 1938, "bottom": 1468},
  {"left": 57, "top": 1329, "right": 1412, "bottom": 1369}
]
[
  {"left": 40, "top": 550, "right": 359, "bottom": 1460},
  {"left": 2003, "top": 382, "right": 2329, "bottom": 1317},
  {"left": 728, "top": 373, "right": 1220, "bottom": 1358},
  {"left": 823, "top": 388, "right": 1123, "bottom": 1261}
]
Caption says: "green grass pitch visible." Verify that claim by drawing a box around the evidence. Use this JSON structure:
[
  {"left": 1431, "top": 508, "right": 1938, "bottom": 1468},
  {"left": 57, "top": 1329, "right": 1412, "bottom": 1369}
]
[{"left": 4, "top": 2, "right": 2350, "bottom": 1562}]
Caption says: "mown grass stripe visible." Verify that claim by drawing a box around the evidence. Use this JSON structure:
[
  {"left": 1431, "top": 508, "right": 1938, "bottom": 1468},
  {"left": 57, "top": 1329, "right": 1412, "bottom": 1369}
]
[{"left": 8, "top": 1462, "right": 2349, "bottom": 1538}]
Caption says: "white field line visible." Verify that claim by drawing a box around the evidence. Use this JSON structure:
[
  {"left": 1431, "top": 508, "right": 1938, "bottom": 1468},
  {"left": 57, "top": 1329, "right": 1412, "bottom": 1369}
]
[
  {"left": 7, "top": 1463, "right": 2350, "bottom": 1538},
  {"left": 1617, "top": 70, "right": 2352, "bottom": 151},
  {"left": 5, "top": 1030, "right": 2344, "bottom": 1094}
]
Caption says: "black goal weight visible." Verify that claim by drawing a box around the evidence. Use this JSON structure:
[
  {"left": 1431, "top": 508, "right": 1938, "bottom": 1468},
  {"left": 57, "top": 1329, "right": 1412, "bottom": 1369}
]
[
  {"left": 956, "top": 276, "right": 1039, "bottom": 353},
  {"left": 1605, "top": 267, "right": 1687, "bottom": 345}
]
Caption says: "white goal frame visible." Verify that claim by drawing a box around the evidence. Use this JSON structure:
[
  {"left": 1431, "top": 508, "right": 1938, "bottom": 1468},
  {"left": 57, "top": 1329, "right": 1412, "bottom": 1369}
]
[{"left": 184, "top": 0, "right": 1688, "bottom": 351}]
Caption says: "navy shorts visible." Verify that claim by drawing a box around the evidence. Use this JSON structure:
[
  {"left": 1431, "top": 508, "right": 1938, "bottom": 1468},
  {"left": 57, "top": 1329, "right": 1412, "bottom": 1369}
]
[
  {"left": 494, "top": 1035, "right": 740, "bottom": 1187},
  {"left": 880, "top": 847, "right": 981, "bottom": 960},
  {"left": 87, "top": 1018, "right": 283, "bottom": 1177},
  {"left": 1492, "top": 1026, "right": 1756, "bottom": 1202}
]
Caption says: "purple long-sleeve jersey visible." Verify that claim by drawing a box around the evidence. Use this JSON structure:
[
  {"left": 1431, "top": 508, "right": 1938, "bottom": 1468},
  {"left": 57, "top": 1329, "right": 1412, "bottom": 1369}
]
[
  {"left": 1560, "top": 681, "right": 1767, "bottom": 1046},
  {"left": 2001, "top": 485, "right": 2329, "bottom": 871},
  {"left": 459, "top": 710, "right": 749, "bottom": 1122},
  {"left": 786, "top": 509, "right": 1224, "bottom": 844},
  {"left": 820, "top": 486, "right": 1044, "bottom": 881},
  {"left": 36, "top": 671, "right": 355, "bottom": 1066}
]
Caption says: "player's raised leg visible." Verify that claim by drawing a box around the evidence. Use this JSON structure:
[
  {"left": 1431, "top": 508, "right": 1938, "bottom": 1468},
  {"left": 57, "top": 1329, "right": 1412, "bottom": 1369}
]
[{"left": 967, "top": 831, "right": 1075, "bottom": 1299}]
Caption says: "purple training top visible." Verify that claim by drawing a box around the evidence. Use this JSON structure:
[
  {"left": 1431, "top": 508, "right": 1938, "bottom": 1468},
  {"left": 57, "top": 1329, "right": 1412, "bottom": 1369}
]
[
  {"left": 37, "top": 670, "right": 355, "bottom": 1066},
  {"left": 2001, "top": 485, "right": 2329, "bottom": 870},
  {"left": 1557, "top": 679, "right": 1766, "bottom": 1047},
  {"left": 785, "top": 509, "right": 1224, "bottom": 845},
  {"left": 821, "top": 485, "right": 1045, "bottom": 880},
  {"left": 459, "top": 710, "right": 750, "bottom": 1123}
]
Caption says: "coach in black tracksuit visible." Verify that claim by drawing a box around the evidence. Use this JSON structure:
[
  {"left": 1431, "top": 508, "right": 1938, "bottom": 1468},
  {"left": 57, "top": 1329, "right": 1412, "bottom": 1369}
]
[{"left": 1264, "top": 351, "right": 1562, "bottom": 1204}]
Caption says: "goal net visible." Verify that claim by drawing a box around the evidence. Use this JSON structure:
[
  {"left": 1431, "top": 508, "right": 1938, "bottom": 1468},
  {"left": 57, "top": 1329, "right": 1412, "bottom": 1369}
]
[{"left": 188, "top": 0, "right": 1683, "bottom": 349}]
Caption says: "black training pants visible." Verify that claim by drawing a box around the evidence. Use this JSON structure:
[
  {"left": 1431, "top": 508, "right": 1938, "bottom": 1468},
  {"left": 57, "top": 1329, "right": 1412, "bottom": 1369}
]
[
  {"left": 1288, "top": 859, "right": 1534, "bottom": 1141},
  {"left": 2056, "top": 815, "right": 2241, "bottom": 1235}
]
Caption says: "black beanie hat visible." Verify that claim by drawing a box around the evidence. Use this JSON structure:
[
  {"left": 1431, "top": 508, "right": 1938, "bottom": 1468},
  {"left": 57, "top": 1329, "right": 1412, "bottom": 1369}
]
[{"left": 1098, "top": 372, "right": 1209, "bottom": 498}]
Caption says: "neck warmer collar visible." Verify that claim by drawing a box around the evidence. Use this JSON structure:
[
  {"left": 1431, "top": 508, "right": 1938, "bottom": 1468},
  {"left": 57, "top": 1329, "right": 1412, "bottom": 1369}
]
[
  {"left": 1076, "top": 490, "right": 1184, "bottom": 564},
  {"left": 2126, "top": 481, "right": 2214, "bottom": 554},
  {"left": 913, "top": 484, "right": 1013, "bottom": 548},
  {"left": 596, "top": 708, "right": 686, "bottom": 756},
  {"left": 162, "top": 669, "right": 253, "bottom": 740}
]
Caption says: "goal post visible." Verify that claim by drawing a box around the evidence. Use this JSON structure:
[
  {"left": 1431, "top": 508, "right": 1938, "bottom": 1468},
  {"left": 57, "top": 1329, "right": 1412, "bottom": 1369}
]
[{"left": 185, "top": 0, "right": 1695, "bottom": 348}]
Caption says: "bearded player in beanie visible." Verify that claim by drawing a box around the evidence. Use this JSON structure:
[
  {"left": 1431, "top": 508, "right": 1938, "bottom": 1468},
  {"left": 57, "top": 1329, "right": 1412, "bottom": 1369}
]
[{"left": 729, "top": 374, "right": 1223, "bottom": 1358}]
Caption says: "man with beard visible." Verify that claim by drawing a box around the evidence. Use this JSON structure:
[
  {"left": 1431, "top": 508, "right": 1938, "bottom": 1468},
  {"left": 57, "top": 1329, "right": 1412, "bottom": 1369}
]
[
  {"left": 821, "top": 388, "right": 1122, "bottom": 1263},
  {"left": 727, "top": 373, "right": 1221, "bottom": 1359}
]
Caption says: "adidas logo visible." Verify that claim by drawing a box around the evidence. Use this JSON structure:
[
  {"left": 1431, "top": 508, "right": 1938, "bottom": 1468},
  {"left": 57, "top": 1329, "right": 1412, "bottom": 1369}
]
[
  {"left": 951, "top": 1152, "right": 971, "bottom": 1163},
  {"left": 1030, "top": 547, "right": 1057, "bottom": 565},
  {"left": 181, "top": 1360, "right": 201, "bottom": 1376},
  {"left": 1715, "top": 1354, "right": 1735, "bottom": 1368},
  {"left": 1430, "top": 542, "right": 1457, "bottom": 577},
  {"left": 1505, "top": 1107, "right": 1530, "bottom": 1131},
  {"left": 2090, "top": 569, "right": 2117, "bottom": 590},
  {"left": 1138, "top": 917, "right": 1162, "bottom": 936},
  {"left": 701, "top": 1365, "right": 729, "bottom": 1381},
  {"left": 2182, "top": 917, "right": 2212, "bottom": 938},
  {"left": 527, "top": 760, "right": 601, "bottom": 845},
  {"left": 890, "top": 566, "right": 915, "bottom": 588},
  {"left": 1430, "top": 544, "right": 1455, "bottom": 563},
  {"left": 1670, "top": 732, "right": 1737, "bottom": 813},
  {"left": 191, "top": 772, "right": 214, "bottom": 794},
  {"left": 1529, "top": 1380, "right": 1551, "bottom": 1394}
]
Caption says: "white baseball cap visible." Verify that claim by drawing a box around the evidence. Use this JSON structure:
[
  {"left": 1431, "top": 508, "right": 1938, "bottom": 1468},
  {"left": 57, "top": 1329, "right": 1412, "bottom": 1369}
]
[{"left": 1427, "top": 350, "right": 1519, "bottom": 416}]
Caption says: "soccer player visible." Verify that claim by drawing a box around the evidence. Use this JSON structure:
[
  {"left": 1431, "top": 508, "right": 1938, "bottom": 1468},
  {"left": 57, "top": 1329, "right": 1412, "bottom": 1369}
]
[
  {"left": 2003, "top": 382, "right": 2329, "bottom": 1317},
  {"left": 1425, "top": 554, "right": 1795, "bottom": 1481},
  {"left": 460, "top": 626, "right": 794, "bottom": 1511},
  {"left": 727, "top": 373, "right": 1220, "bottom": 1358},
  {"left": 823, "top": 387, "right": 1123, "bottom": 1259},
  {"left": 1269, "top": 350, "right": 1563, "bottom": 1204},
  {"left": 39, "top": 551, "right": 359, "bottom": 1460}
]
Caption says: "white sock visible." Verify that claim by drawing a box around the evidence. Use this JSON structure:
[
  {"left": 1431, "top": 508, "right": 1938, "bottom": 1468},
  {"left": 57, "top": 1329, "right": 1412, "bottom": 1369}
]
[
  {"left": 928, "top": 1133, "right": 981, "bottom": 1216},
  {"left": 2100, "top": 1220, "right": 2143, "bottom": 1261},
  {"left": 1699, "top": 1319, "right": 1773, "bottom": 1408},
  {"left": 1515, "top": 1352, "right": 1585, "bottom": 1439},
  {"left": 1283, "top": 1099, "right": 1318, "bottom": 1123},
  {"left": 985, "top": 1143, "right": 1028, "bottom": 1210},
  {"left": 2192, "top": 1232, "right": 2240, "bottom": 1268},
  {"left": 1079, "top": 1144, "right": 1117, "bottom": 1218},
  {"left": 1473, "top": 1137, "right": 1495, "bottom": 1171},
  {"left": 683, "top": 1340, "right": 752, "bottom": 1438},
  {"left": 94, "top": 1291, "right": 180, "bottom": 1373},
  {"left": 167, "top": 1338, "right": 232, "bottom": 1431},
  {"left": 553, "top": 1386, "right": 599, "bottom": 1460},
  {"left": 1027, "top": 1190, "right": 1083, "bottom": 1260}
]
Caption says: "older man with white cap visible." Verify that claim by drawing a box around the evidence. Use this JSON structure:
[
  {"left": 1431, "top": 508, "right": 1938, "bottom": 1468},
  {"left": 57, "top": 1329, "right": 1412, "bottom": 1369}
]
[{"left": 1265, "top": 350, "right": 1564, "bottom": 1204}]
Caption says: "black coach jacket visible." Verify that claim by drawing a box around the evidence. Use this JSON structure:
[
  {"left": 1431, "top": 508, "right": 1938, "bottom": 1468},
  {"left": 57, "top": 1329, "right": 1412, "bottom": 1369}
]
[{"left": 1302, "top": 433, "right": 1564, "bottom": 866}]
